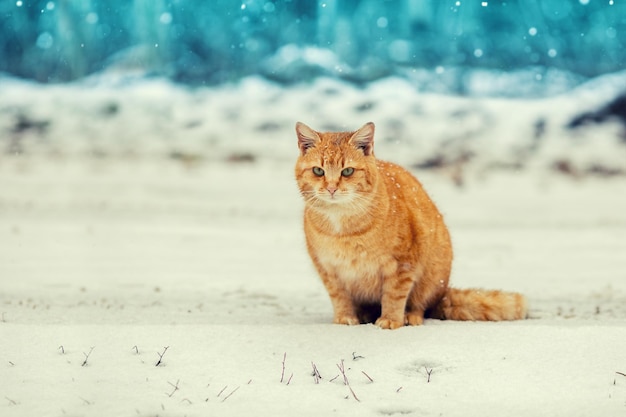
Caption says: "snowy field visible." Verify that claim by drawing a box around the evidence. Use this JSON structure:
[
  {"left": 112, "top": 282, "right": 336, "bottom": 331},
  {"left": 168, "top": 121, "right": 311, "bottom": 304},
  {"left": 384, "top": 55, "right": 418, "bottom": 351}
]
[{"left": 1, "top": 75, "right": 626, "bottom": 416}]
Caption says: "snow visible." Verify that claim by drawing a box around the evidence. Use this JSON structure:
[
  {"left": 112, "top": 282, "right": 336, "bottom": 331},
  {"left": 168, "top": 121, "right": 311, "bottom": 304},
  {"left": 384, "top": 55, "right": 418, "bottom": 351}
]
[
  {"left": 3, "top": 72, "right": 626, "bottom": 177},
  {"left": 1, "top": 75, "right": 626, "bottom": 416}
]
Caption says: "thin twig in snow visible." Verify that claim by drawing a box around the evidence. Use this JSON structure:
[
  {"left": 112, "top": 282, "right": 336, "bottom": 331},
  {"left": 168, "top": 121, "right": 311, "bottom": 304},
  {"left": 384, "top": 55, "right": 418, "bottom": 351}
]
[
  {"left": 616, "top": 371, "right": 626, "bottom": 378},
  {"left": 167, "top": 379, "right": 180, "bottom": 397},
  {"left": 156, "top": 346, "right": 169, "bottom": 366},
  {"left": 5, "top": 397, "right": 17, "bottom": 405},
  {"left": 222, "top": 386, "right": 240, "bottom": 402},
  {"left": 337, "top": 360, "right": 360, "bottom": 402},
  {"left": 286, "top": 373, "right": 294, "bottom": 385},
  {"left": 424, "top": 366, "right": 433, "bottom": 383},
  {"left": 311, "top": 362, "right": 322, "bottom": 384},
  {"left": 82, "top": 347, "right": 94, "bottom": 367},
  {"left": 352, "top": 352, "right": 365, "bottom": 361},
  {"left": 361, "top": 370, "right": 374, "bottom": 382},
  {"left": 217, "top": 386, "right": 228, "bottom": 397},
  {"left": 280, "top": 352, "right": 287, "bottom": 383}
]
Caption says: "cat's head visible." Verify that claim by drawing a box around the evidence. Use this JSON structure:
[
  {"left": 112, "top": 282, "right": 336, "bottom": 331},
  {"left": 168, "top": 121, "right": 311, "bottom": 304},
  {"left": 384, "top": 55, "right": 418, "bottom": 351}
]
[{"left": 295, "top": 122, "right": 378, "bottom": 207}]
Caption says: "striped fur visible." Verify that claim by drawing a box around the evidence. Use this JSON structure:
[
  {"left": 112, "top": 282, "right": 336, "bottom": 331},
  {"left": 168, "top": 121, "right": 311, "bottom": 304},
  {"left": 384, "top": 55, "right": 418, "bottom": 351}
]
[{"left": 295, "top": 122, "right": 527, "bottom": 329}]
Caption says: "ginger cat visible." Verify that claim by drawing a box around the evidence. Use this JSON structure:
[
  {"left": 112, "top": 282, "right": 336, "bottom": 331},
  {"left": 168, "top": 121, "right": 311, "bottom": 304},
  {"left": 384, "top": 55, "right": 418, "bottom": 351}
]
[{"left": 295, "top": 122, "right": 527, "bottom": 329}]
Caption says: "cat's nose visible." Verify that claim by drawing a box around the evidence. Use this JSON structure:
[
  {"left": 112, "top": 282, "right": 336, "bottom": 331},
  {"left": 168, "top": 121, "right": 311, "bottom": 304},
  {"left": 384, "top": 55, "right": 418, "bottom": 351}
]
[{"left": 327, "top": 186, "right": 338, "bottom": 196}]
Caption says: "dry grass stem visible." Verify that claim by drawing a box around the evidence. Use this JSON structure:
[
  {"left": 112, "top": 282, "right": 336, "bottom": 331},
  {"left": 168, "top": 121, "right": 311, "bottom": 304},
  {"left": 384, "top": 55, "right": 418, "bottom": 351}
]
[
  {"left": 222, "top": 386, "right": 240, "bottom": 403},
  {"left": 337, "top": 360, "right": 360, "bottom": 402},
  {"left": 167, "top": 379, "right": 180, "bottom": 397},
  {"left": 424, "top": 366, "right": 433, "bottom": 383},
  {"left": 81, "top": 347, "right": 94, "bottom": 367},
  {"left": 217, "top": 386, "right": 228, "bottom": 397},
  {"left": 156, "top": 346, "right": 169, "bottom": 366},
  {"left": 361, "top": 371, "right": 374, "bottom": 382},
  {"left": 280, "top": 352, "right": 287, "bottom": 383},
  {"left": 311, "top": 362, "right": 322, "bottom": 384}
]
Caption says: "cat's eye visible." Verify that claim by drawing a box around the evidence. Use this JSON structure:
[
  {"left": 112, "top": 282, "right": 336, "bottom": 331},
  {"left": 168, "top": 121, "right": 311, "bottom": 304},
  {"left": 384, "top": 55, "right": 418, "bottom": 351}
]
[
  {"left": 312, "top": 167, "right": 325, "bottom": 176},
  {"left": 341, "top": 167, "right": 355, "bottom": 177}
]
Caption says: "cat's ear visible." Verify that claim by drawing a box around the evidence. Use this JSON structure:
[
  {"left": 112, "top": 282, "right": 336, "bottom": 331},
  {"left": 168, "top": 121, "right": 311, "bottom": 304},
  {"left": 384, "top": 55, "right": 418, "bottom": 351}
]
[
  {"left": 296, "top": 122, "right": 320, "bottom": 155},
  {"left": 349, "top": 122, "right": 375, "bottom": 156}
]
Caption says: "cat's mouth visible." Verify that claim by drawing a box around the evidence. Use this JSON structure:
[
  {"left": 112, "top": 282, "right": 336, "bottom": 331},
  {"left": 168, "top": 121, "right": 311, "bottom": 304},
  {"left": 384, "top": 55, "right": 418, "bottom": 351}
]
[
  {"left": 318, "top": 193, "right": 342, "bottom": 203},
  {"left": 316, "top": 191, "right": 352, "bottom": 205}
]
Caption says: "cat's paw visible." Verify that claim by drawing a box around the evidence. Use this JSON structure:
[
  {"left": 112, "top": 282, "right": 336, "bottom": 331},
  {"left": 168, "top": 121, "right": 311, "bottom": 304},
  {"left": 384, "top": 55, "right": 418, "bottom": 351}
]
[
  {"left": 375, "top": 317, "right": 404, "bottom": 330},
  {"left": 405, "top": 312, "right": 424, "bottom": 326},
  {"left": 334, "top": 315, "right": 360, "bottom": 326}
]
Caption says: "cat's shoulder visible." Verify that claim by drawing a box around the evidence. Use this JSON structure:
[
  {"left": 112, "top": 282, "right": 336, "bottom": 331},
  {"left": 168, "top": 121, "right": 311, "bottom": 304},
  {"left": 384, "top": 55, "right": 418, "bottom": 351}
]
[
  {"left": 376, "top": 159, "right": 405, "bottom": 172},
  {"left": 376, "top": 159, "right": 421, "bottom": 186}
]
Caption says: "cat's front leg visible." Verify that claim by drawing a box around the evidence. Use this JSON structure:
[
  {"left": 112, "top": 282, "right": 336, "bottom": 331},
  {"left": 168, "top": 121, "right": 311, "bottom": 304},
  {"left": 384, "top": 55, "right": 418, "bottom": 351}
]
[
  {"left": 329, "top": 289, "right": 359, "bottom": 325},
  {"left": 334, "top": 313, "right": 360, "bottom": 326},
  {"left": 318, "top": 271, "right": 359, "bottom": 325},
  {"left": 376, "top": 273, "right": 414, "bottom": 329}
]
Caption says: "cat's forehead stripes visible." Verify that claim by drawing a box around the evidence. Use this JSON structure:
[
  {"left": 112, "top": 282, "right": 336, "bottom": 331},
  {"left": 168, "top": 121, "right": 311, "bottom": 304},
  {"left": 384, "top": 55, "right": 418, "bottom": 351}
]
[
  {"left": 318, "top": 131, "right": 353, "bottom": 147},
  {"left": 312, "top": 134, "right": 343, "bottom": 165},
  {"left": 316, "top": 131, "right": 357, "bottom": 166}
]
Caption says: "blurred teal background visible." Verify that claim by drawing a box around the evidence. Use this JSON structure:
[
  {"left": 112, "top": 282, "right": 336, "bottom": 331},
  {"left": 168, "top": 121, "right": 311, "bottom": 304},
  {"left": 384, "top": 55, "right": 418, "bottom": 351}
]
[{"left": 2, "top": 0, "right": 625, "bottom": 95}]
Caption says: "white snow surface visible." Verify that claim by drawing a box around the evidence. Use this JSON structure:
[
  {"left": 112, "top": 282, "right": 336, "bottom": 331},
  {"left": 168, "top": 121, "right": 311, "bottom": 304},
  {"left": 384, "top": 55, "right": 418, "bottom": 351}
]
[{"left": 1, "top": 75, "right": 626, "bottom": 416}]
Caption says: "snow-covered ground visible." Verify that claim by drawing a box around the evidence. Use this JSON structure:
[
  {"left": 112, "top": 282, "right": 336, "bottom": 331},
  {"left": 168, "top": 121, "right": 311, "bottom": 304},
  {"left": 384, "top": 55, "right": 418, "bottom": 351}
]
[{"left": 1, "top": 75, "right": 626, "bottom": 416}]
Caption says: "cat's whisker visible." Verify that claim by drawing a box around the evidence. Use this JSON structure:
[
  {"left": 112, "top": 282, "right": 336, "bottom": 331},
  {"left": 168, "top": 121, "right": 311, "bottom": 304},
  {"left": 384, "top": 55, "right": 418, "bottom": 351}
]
[
  {"left": 301, "top": 189, "right": 376, "bottom": 216},
  {"left": 345, "top": 193, "right": 374, "bottom": 216}
]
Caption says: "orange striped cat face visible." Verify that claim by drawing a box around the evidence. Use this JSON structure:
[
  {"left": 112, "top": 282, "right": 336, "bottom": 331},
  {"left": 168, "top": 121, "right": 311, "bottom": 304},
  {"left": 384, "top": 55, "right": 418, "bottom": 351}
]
[{"left": 295, "top": 122, "right": 377, "bottom": 207}]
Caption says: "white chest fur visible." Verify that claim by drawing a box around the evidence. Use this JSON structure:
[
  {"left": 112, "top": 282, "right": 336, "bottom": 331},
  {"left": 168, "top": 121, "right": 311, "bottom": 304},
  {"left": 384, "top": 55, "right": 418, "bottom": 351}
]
[{"left": 310, "top": 230, "right": 397, "bottom": 303}]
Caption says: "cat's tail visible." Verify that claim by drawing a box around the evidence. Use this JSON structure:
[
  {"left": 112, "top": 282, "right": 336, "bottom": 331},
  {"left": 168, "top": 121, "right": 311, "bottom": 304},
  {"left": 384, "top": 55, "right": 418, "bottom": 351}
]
[{"left": 429, "top": 288, "right": 527, "bottom": 321}]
